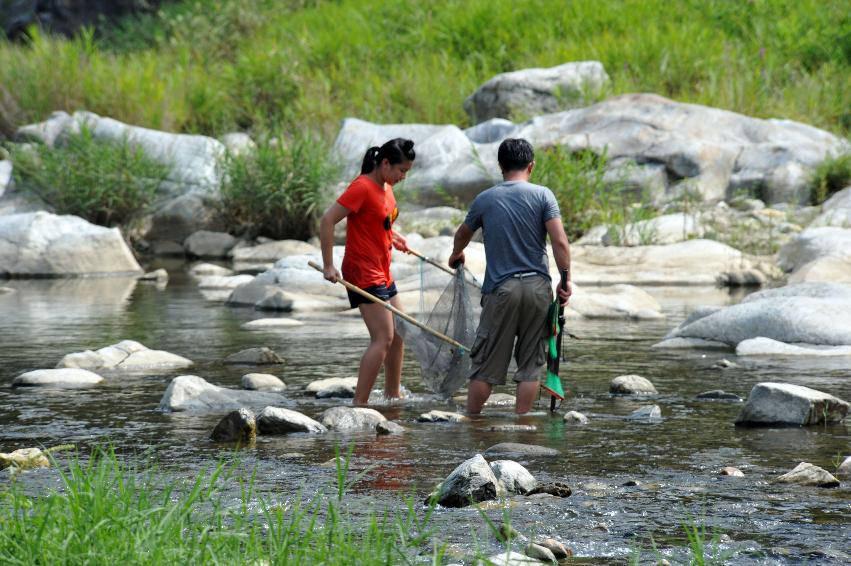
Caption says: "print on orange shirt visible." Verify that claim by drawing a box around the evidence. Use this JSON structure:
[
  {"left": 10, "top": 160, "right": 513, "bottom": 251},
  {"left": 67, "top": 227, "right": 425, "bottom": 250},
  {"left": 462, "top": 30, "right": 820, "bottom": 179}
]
[{"left": 337, "top": 175, "right": 398, "bottom": 289}]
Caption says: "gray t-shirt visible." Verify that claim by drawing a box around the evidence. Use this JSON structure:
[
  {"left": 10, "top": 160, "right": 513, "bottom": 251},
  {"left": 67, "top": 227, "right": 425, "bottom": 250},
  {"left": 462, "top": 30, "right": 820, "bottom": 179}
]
[{"left": 464, "top": 180, "right": 561, "bottom": 293}]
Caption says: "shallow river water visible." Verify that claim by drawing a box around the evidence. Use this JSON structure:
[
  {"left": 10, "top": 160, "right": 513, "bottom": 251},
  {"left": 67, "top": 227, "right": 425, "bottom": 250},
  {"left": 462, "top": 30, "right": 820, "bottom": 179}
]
[{"left": 1, "top": 260, "right": 849, "bottom": 564}]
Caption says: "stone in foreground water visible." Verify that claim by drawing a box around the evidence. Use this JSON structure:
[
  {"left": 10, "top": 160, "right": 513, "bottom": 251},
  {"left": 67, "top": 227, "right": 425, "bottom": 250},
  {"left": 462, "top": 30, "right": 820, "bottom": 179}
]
[
  {"left": 210, "top": 408, "right": 256, "bottom": 443},
  {"left": 257, "top": 406, "right": 326, "bottom": 434},
  {"left": 436, "top": 454, "right": 505, "bottom": 508},
  {"left": 775, "top": 462, "right": 839, "bottom": 488},
  {"left": 610, "top": 374, "right": 658, "bottom": 395},
  {"left": 735, "top": 382, "right": 849, "bottom": 426},
  {"left": 491, "top": 460, "right": 537, "bottom": 495}
]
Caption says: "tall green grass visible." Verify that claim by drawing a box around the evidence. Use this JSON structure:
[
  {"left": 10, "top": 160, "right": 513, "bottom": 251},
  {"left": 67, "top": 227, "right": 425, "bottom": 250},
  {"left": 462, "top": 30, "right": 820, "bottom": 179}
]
[
  {"left": 219, "top": 132, "right": 339, "bottom": 240},
  {"left": 0, "top": 0, "right": 848, "bottom": 139},
  {"left": 7, "top": 127, "right": 169, "bottom": 227},
  {"left": 0, "top": 446, "right": 451, "bottom": 565}
]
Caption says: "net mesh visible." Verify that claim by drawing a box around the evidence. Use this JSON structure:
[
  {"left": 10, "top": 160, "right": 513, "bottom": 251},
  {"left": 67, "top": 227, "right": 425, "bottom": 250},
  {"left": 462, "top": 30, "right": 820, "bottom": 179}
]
[{"left": 395, "top": 266, "right": 481, "bottom": 398}]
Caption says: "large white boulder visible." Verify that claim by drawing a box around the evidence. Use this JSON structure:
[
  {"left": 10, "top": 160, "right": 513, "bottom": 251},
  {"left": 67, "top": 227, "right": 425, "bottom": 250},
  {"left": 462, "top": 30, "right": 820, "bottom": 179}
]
[
  {"left": 735, "top": 383, "right": 849, "bottom": 426},
  {"left": 57, "top": 340, "right": 193, "bottom": 372},
  {"left": 463, "top": 61, "right": 610, "bottom": 123},
  {"left": 777, "top": 227, "right": 851, "bottom": 283},
  {"left": 158, "top": 375, "right": 287, "bottom": 412},
  {"left": 0, "top": 212, "right": 142, "bottom": 276},
  {"left": 808, "top": 186, "right": 851, "bottom": 228},
  {"left": 736, "top": 337, "right": 851, "bottom": 357},
  {"left": 567, "top": 284, "right": 663, "bottom": 319}
]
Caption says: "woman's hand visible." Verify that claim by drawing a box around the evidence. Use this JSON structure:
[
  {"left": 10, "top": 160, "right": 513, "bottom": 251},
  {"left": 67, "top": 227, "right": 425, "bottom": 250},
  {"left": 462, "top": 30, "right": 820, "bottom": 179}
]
[
  {"left": 391, "top": 230, "right": 409, "bottom": 252},
  {"left": 323, "top": 264, "right": 341, "bottom": 283}
]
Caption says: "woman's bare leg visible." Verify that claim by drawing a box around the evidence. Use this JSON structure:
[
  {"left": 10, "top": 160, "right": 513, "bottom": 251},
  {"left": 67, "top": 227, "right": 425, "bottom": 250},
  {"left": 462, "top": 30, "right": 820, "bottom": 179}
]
[
  {"left": 354, "top": 302, "right": 395, "bottom": 406},
  {"left": 382, "top": 295, "right": 405, "bottom": 398}
]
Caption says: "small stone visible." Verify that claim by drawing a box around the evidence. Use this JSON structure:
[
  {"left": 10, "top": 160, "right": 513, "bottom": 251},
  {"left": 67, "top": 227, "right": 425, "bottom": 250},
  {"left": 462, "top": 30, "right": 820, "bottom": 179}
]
[
  {"left": 534, "top": 538, "right": 572, "bottom": 560},
  {"left": 13, "top": 368, "right": 103, "bottom": 387},
  {"left": 257, "top": 407, "right": 326, "bottom": 434},
  {"left": 524, "top": 543, "right": 556, "bottom": 563},
  {"left": 622, "top": 479, "right": 641, "bottom": 487},
  {"left": 710, "top": 358, "right": 739, "bottom": 369},
  {"left": 305, "top": 377, "right": 358, "bottom": 399},
  {"left": 241, "top": 373, "right": 286, "bottom": 392},
  {"left": 526, "top": 482, "right": 571, "bottom": 498},
  {"left": 418, "top": 410, "right": 469, "bottom": 423},
  {"left": 376, "top": 420, "right": 405, "bottom": 435},
  {"left": 485, "top": 393, "right": 517, "bottom": 406},
  {"left": 563, "top": 410, "right": 589, "bottom": 424},
  {"left": 626, "top": 405, "right": 662, "bottom": 421},
  {"left": 775, "top": 462, "right": 839, "bottom": 487},
  {"left": 242, "top": 318, "right": 304, "bottom": 329},
  {"left": 594, "top": 522, "right": 610, "bottom": 532},
  {"left": 719, "top": 466, "right": 744, "bottom": 477},
  {"left": 139, "top": 268, "right": 169, "bottom": 282},
  {"left": 223, "top": 347, "right": 284, "bottom": 365},
  {"left": 0, "top": 448, "right": 50, "bottom": 471},
  {"left": 210, "top": 408, "right": 256, "bottom": 443},
  {"left": 696, "top": 390, "right": 743, "bottom": 402},
  {"left": 189, "top": 262, "right": 233, "bottom": 277},
  {"left": 610, "top": 374, "right": 658, "bottom": 395}
]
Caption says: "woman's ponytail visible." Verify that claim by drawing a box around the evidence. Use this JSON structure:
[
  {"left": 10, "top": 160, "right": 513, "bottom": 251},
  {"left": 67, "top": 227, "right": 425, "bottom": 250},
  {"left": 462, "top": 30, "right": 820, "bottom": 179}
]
[{"left": 360, "top": 146, "right": 381, "bottom": 174}]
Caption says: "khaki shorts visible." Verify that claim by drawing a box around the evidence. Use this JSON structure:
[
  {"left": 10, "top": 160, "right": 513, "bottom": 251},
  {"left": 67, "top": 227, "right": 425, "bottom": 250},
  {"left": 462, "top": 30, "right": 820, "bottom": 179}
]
[{"left": 469, "top": 274, "right": 552, "bottom": 385}]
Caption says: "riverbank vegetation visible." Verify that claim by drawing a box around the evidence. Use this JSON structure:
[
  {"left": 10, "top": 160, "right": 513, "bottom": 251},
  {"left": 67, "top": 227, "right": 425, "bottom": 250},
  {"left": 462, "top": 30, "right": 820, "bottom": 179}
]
[{"left": 0, "top": 0, "right": 848, "bottom": 139}]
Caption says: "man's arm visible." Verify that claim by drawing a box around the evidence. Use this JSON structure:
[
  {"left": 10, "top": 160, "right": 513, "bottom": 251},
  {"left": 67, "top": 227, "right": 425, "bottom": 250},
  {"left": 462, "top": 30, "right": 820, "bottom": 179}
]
[
  {"left": 448, "top": 223, "right": 475, "bottom": 267},
  {"left": 545, "top": 217, "right": 572, "bottom": 304}
]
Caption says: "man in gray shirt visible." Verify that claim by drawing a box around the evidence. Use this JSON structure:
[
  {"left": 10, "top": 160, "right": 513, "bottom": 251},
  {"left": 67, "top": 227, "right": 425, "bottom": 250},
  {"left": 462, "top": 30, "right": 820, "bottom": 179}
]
[{"left": 449, "top": 138, "right": 572, "bottom": 414}]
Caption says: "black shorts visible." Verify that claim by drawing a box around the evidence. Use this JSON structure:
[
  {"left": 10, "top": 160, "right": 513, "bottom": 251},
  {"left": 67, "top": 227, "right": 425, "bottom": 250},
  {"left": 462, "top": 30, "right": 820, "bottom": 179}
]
[{"left": 347, "top": 281, "right": 398, "bottom": 309}]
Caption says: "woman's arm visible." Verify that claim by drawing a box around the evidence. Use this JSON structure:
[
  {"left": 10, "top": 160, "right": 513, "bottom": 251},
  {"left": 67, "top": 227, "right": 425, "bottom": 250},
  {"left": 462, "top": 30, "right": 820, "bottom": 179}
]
[{"left": 319, "top": 202, "right": 351, "bottom": 282}]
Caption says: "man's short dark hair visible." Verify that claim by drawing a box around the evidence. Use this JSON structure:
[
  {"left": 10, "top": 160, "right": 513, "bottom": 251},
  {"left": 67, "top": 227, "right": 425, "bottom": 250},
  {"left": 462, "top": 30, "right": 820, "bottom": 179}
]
[{"left": 497, "top": 138, "right": 535, "bottom": 172}]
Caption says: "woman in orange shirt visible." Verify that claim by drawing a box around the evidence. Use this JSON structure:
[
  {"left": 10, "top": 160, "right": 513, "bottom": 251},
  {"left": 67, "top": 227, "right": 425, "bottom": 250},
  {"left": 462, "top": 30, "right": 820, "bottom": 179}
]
[{"left": 319, "top": 138, "right": 415, "bottom": 406}]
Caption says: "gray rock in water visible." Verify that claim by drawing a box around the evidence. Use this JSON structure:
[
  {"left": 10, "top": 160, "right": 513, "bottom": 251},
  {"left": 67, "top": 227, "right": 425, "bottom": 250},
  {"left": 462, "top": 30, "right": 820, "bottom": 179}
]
[
  {"left": 257, "top": 407, "right": 326, "bottom": 434},
  {"left": 524, "top": 543, "right": 557, "bottom": 563},
  {"left": 482, "top": 551, "right": 546, "bottom": 566},
  {"left": 210, "top": 408, "right": 256, "bottom": 443},
  {"left": 774, "top": 462, "right": 839, "bottom": 488},
  {"left": 526, "top": 482, "right": 572, "bottom": 498},
  {"left": 189, "top": 262, "right": 233, "bottom": 277},
  {"left": 491, "top": 460, "right": 537, "bottom": 495},
  {"left": 435, "top": 454, "right": 506, "bottom": 508},
  {"left": 0, "top": 212, "right": 142, "bottom": 277},
  {"left": 837, "top": 456, "right": 851, "bottom": 479},
  {"left": 710, "top": 359, "right": 739, "bottom": 369},
  {"left": 719, "top": 467, "right": 744, "bottom": 477},
  {"left": 150, "top": 240, "right": 186, "bottom": 257},
  {"left": 184, "top": 230, "right": 238, "bottom": 259},
  {"left": 463, "top": 61, "right": 610, "bottom": 123},
  {"left": 223, "top": 347, "right": 284, "bottom": 365},
  {"left": 483, "top": 443, "right": 560, "bottom": 457},
  {"left": 241, "top": 373, "right": 286, "bottom": 392},
  {"left": 57, "top": 340, "right": 192, "bottom": 373},
  {"left": 319, "top": 406, "right": 386, "bottom": 431},
  {"left": 305, "top": 377, "right": 358, "bottom": 399},
  {"left": 610, "top": 374, "right": 658, "bottom": 395},
  {"left": 418, "top": 410, "right": 469, "bottom": 423},
  {"left": 13, "top": 368, "right": 103, "bottom": 387},
  {"left": 562, "top": 411, "right": 589, "bottom": 424},
  {"left": 376, "top": 420, "right": 405, "bottom": 435},
  {"left": 626, "top": 405, "right": 663, "bottom": 422},
  {"left": 533, "top": 538, "right": 572, "bottom": 560},
  {"left": 735, "top": 382, "right": 849, "bottom": 426},
  {"left": 696, "top": 390, "right": 743, "bottom": 402},
  {"left": 139, "top": 268, "right": 169, "bottom": 283},
  {"left": 158, "top": 375, "right": 287, "bottom": 412},
  {"left": 0, "top": 448, "right": 50, "bottom": 471}
]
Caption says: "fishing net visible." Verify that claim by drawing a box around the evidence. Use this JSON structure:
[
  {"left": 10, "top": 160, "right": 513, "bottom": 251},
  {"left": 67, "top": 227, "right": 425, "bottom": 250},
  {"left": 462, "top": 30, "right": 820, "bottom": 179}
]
[{"left": 395, "top": 266, "right": 481, "bottom": 398}]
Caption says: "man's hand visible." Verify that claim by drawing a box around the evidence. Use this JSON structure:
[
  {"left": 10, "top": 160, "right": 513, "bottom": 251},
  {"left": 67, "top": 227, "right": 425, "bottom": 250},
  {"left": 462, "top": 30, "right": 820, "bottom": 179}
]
[
  {"left": 391, "top": 230, "right": 409, "bottom": 252},
  {"left": 557, "top": 280, "right": 572, "bottom": 306},
  {"left": 323, "top": 264, "right": 341, "bottom": 283},
  {"left": 448, "top": 250, "right": 465, "bottom": 269}
]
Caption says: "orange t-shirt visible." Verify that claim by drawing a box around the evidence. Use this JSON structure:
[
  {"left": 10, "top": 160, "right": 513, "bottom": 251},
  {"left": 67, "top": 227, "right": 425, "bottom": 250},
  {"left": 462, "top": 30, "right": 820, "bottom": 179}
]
[{"left": 337, "top": 175, "right": 398, "bottom": 288}]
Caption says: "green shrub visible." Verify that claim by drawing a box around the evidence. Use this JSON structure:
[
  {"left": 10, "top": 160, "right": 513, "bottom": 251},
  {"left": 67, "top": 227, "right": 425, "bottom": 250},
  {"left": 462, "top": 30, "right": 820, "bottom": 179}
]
[
  {"left": 219, "top": 132, "right": 339, "bottom": 240},
  {"left": 811, "top": 152, "right": 851, "bottom": 204},
  {"left": 9, "top": 127, "right": 168, "bottom": 227}
]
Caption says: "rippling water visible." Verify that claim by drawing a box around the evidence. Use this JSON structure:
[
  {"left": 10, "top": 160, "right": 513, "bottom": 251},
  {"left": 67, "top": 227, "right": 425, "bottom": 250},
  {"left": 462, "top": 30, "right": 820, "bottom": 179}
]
[{"left": 1, "top": 260, "right": 849, "bottom": 564}]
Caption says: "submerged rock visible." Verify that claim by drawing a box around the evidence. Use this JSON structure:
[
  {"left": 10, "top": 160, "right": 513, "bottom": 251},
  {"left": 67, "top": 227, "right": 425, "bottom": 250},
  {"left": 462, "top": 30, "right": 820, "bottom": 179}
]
[
  {"left": 524, "top": 543, "right": 557, "bottom": 563},
  {"left": 305, "top": 377, "right": 358, "bottom": 399},
  {"left": 610, "top": 374, "right": 658, "bottom": 395},
  {"left": 241, "top": 318, "right": 304, "bottom": 330},
  {"left": 491, "top": 460, "right": 537, "bottom": 495},
  {"left": 0, "top": 448, "right": 50, "bottom": 471},
  {"left": 563, "top": 411, "right": 589, "bottom": 424},
  {"left": 13, "top": 368, "right": 103, "bottom": 387},
  {"left": 139, "top": 268, "right": 169, "bottom": 283},
  {"left": 57, "top": 340, "right": 192, "bottom": 372},
  {"left": 241, "top": 373, "right": 286, "bottom": 392},
  {"left": 533, "top": 538, "right": 572, "bottom": 560},
  {"left": 488, "top": 424, "right": 538, "bottom": 432},
  {"left": 376, "top": 420, "right": 405, "bottom": 435},
  {"left": 719, "top": 467, "right": 745, "bottom": 477},
  {"left": 210, "top": 409, "right": 256, "bottom": 443},
  {"left": 257, "top": 407, "right": 327, "bottom": 434},
  {"left": 418, "top": 410, "right": 469, "bottom": 423},
  {"left": 736, "top": 383, "right": 849, "bottom": 426},
  {"left": 775, "top": 462, "right": 839, "bottom": 488},
  {"left": 184, "top": 230, "right": 238, "bottom": 259},
  {"left": 526, "top": 482, "right": 572, "bottom": 498},
  {"left": 483, "top": 443, "right": 560, "bottom": 457},
  {"left": 223, "top": 347, "right": 284, "bottom": 365},
  {"left": 435, "top": 454, "right": 506, "bottom": 508},
  {"left": 159, "top": 375, "right": 287, "bottom": 412},
  {"left": 626, "top": 405, "right": 663, "bottom": 422},
  {"left": 319, "top": 406, "right": 386, "bottom": 431},
  {"left": 188, "top": 263, "right": 233, "bottom": 277},
  {"left": 482, "top": 551, "right": 545, "bottom": 566},
  {"left": 696, "top": 390, "right": 743, "bottom": 402}
]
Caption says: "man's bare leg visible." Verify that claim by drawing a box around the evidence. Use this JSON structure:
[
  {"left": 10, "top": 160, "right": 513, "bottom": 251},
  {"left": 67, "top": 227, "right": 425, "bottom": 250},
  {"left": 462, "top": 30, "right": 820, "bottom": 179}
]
[
  {"left": 466, "top": 380, "right": 493, "bottom": 414},
  {"left": 515, "top": 381, "right": 539, "bottom": 414}
]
